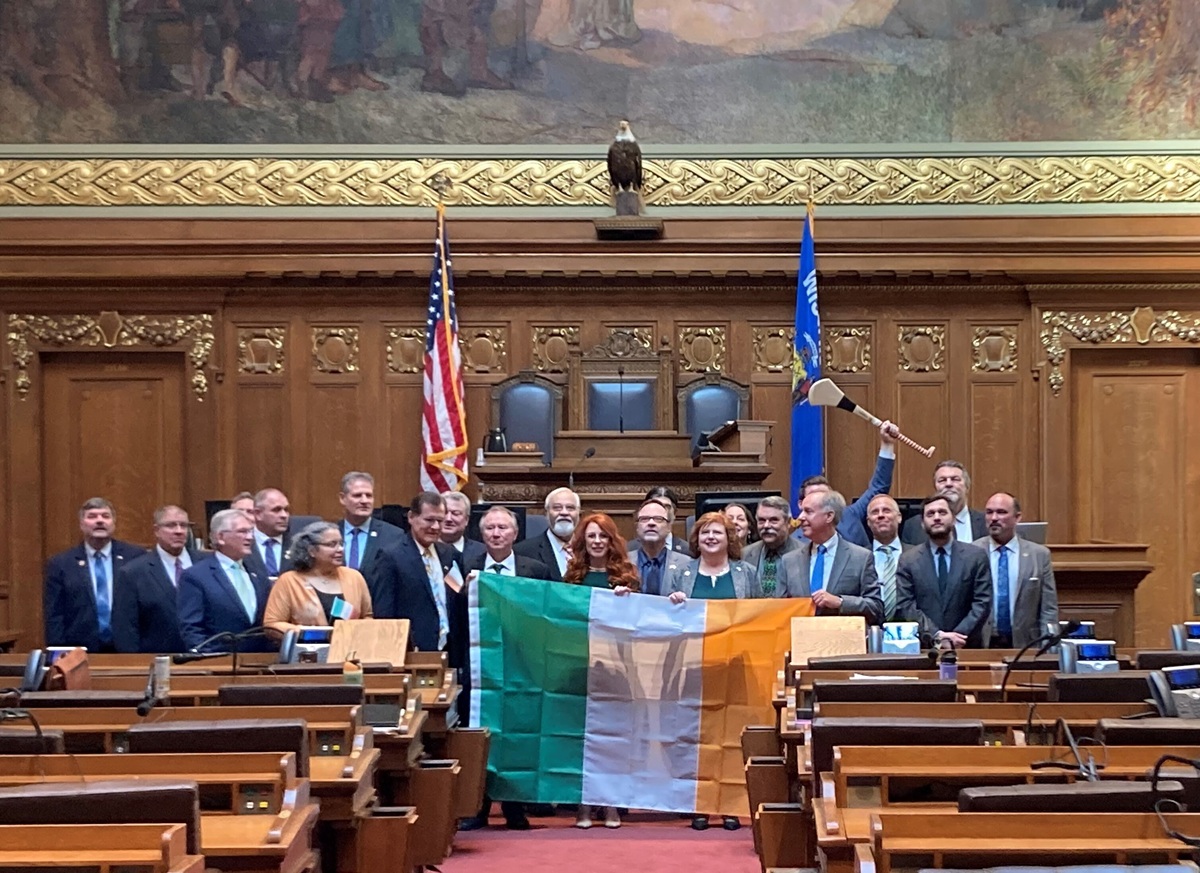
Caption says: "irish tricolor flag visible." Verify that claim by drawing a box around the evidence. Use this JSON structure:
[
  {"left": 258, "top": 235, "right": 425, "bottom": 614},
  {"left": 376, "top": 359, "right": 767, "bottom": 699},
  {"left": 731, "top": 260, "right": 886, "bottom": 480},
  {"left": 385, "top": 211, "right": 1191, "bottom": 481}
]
[{"left": 468, "top": 572, "right": 814, "bottom": 816}]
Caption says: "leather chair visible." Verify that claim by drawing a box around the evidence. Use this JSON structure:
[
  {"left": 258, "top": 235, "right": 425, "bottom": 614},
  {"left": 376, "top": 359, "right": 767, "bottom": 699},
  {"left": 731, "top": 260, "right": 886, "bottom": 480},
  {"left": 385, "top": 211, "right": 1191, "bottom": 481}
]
[
  {"left": 809, "top": 653, "right": 937, "bottom": 671},
  {"left": 127, "top": 718, "right": 310, "bottom": 777},
  {"left": 957, "top": 781, "right": 1186, "bottom": 813},
  {"left": 1095, "top": 718, "right": 1200, "bottom": 746},
  {"left": 216, "top": 683, "right": 364, "bottom": 707},
  {"left": 677, "top": 373, "right": 749, "bottom": 452},
  {"left": 812, "top": 679, "right": 956, "bottom": 704},
  {"left": 0, "top": 780, "right": 202, "bottom": 853},
  {"left": 490, "top": 370, "right": 563, "bottom": 463},
  {"left": 809, "top": 717, "right": 984, "bottom": 781},
  {"left": 0, "top": 728, "right": 64, "bottom": 753},
  {"left": 1049, "top": 672, "right": 1152, "bottom": 703}
]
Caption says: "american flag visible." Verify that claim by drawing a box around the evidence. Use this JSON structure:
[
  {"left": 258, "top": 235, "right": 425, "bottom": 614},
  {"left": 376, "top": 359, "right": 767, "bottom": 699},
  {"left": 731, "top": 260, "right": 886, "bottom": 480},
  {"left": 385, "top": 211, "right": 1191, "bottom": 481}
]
[{"left": 421, "top": 204, "right": 469, "bottom": 493}]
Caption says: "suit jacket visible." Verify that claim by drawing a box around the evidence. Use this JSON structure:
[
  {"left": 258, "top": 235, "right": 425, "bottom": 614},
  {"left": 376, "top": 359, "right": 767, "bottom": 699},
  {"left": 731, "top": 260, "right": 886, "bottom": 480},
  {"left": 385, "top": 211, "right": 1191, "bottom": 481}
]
[
  {"left": 741, "top": 537, "right": 802, "bottom": 572},
  {"left": 973, "top": 535, "right": 1059, "bottom": 648},
  {"left": 464, "top": 552, "right": 552, "bottom": 581},
  {"left": 112, "top": 547, "right": 207, "bottom": 653},
  {"left": 337, "top": 517, "right": 406, "bottom": 587},
  {"left": 245, "top": 515, "right": 322, "bottom": 578},
  {"left": 629, "top": 535, "right": 692, "bottom": 558},
  {"left": 626, "top": 547, "right": 673, "bottom": 595},
  {"left": 177, "top": 554, "right": 275, "bottom": 652},
  {"left": 894, "top": 540, "right": 992, "bottom": 648},
  {"left": 44, "top": 540, "right": 146, "bottom": 650},
  {"left": 869, "top": 539, "right": 918, "bottom": 622},
  {"left": 513, "top": 531, "right": 567, "bottom": 582},
  {"left": 370, "top": 533, "right": 466, "bottom": 663},
  {"left": 452, "top": 538, "right": 488, "bottom": 570},
  {"left": 775, "top": 539, "right": 883, "bottom": 625},
  {"left": 900, "top": 508, "right": 987, "bottom": 546},
  {"left": 663, "top": 556, "right": 762, "bottom": 600}
]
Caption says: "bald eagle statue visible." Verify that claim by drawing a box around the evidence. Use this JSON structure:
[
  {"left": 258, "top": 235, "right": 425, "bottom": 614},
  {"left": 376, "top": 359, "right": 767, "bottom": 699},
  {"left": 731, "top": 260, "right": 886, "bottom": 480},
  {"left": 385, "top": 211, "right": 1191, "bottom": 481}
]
[{"left": 607, "top": 120, "right": 643, "bottom": 193}]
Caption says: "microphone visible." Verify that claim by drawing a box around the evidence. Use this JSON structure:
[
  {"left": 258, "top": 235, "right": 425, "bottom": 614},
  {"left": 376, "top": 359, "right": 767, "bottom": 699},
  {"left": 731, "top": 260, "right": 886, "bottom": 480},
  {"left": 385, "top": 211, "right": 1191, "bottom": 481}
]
[
  {"left": 568, "top": 446, "right": 596, "bottom": 490},
  {"left": 173, "top": 627, "right": 271, "bottom": 663},
  {"left": 999, "top": 620, "right": 1082, "bottom": 694},
  {"left": 136, "top": 664, "right": 158, "bottom": 716},
  {"left": 617, "top": 365, "right": 625, "bottom": 434},
  {"left": 171, "top": 650, "right": 232, "bottom": 664}
]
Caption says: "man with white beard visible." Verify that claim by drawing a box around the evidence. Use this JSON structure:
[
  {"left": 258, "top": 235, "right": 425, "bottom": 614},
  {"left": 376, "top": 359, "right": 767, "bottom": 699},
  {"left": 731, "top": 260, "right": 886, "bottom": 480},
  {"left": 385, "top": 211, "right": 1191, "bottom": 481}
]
[{"left": 514, "top": 486, "right": 579, "bottom": 582}]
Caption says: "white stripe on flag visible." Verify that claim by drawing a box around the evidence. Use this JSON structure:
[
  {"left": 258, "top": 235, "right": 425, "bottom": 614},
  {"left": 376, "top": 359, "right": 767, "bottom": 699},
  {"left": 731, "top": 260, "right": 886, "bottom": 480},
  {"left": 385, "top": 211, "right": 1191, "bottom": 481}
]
[{"left": 581, "top": 591, "right": 707, "bottom": 812}]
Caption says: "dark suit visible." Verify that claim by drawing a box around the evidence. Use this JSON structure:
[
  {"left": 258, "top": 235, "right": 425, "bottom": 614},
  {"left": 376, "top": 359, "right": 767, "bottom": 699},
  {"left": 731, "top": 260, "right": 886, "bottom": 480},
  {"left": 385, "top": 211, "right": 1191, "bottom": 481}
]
[
  {"left": 339, "top": 517, "right": 405, "bottom": 588},
  {"left": 464, "top": 552, "right": 552, "bottom": 581},
  {"left": 177, "top": 554, "right": 275, "bottom": 652},
  {"left": 513, "top": 531, "right": 567, "bottom": 581},
  {"left": 371, "top": 533, "right": 466, "bottom": 660},
  {"left": 451, "top": 537, "right": 487, "bottom": 571},
  {"left": 900, "top": 508, "right": 986, "bottom": 546},
  {"left": 44, "top": 540, "right": 145, "bottom": 650},
  {"left": 245, "top": 515, "right": 322, "bottom": 578},
  {"left": 894, "top": 540, "right": 992, "bottom": 648},
  {"left": 775, "top": 539, "right": 883, "bottom": 625},
  {"left": 112, "top": 547, "right": 206, "bottom": 653}
]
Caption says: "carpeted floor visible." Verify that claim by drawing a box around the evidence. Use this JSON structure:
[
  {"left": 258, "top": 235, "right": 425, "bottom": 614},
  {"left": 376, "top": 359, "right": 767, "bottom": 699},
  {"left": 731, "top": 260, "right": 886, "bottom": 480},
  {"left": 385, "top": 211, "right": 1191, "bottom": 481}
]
[{"left": 449, "top": 810, "right": 762, "bottom": 873}]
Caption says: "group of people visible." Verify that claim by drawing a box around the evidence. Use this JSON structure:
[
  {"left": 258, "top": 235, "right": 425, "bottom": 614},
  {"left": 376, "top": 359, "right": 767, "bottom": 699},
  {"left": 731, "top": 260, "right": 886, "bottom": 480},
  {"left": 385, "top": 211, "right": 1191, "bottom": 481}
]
[{"left": 42, "top": 422, "right": 1057, "bottom": 829}]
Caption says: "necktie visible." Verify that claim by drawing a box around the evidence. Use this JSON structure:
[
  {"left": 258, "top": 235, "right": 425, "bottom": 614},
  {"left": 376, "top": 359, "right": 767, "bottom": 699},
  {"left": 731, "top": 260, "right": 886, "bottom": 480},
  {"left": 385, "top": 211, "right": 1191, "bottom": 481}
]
[
  {"left": 423, "top": 547, "right": 449, "bottom": 650},
  {"left": 810, "top": 545, "right": 827, "bottom": 593},
  {"left": 174, "top": 558, "right": 183, "bottom": 586},
  {"left": 761, "top": 554, "right": 777, "bottom": 596},
  {"left": 997, "top": 546, "right": 1012, "bottom": 638},
  {"left": 936, "top": 546, "right": 950, "bottom": 596},
  {"left": 877, "top": 545, "right": 897, "bottom": 620},
  {"left": 347, "top": 529, "right": 361, "bottom": 571},
  {"left": 490, "top": 563, "right": 505, "bottom": 574},
  {"left": 94, "top": 554, "right": 111, "bottom": 642},
  {"left": 232, "top": 562, "right": 256, "bottom": 621},
  {"left": 643, "top": 555, "right": 663, "bottom": 596},
  {"left": 263, "top": 539, "right": 279, "bottom": 576}
]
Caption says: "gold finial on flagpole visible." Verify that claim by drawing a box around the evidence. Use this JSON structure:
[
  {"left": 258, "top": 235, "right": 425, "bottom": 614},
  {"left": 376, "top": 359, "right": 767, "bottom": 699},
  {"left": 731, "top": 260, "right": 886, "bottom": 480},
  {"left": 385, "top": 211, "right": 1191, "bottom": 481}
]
[{"left": 429, "top": 172, "right": 452, "bottom": 209}]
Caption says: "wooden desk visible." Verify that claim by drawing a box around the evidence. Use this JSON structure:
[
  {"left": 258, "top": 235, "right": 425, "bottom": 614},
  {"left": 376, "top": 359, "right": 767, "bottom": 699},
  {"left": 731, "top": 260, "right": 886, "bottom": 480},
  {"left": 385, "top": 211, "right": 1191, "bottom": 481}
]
[
  {"left": 865, "top": 811, "right": 1200, "bottom": 873},
  {"left": 0, "top": 823, "right": 203, "bottom": 873}
]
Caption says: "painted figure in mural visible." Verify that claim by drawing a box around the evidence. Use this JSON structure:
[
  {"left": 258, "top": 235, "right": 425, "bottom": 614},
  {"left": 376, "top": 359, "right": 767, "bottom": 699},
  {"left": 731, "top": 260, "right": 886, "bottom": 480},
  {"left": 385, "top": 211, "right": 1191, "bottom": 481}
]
[
  {"left": 293, "top": 0, "right": 344, "bottom": 101},
  {"left": 419, "top": 0, "right": 513, "bottom": 96},
  {"left": 112, "top": 0, "right": 185, "bottom": 95},
  {"left": 328, "top": 0, "right": 391, "bottom": 93},
  {"left": 537, "top": 0, "right": 638, "bottom": 50}
]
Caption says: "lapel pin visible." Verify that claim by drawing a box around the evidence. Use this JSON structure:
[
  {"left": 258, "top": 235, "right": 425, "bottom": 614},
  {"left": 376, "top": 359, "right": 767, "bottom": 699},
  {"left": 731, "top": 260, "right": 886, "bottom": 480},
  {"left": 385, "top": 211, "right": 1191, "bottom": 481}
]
[
  {"left": 77, "top": 560, "right": 86, "bottom": 567},
  {"left": 370, "top": 531, "right": 377, "bottom": 537}
]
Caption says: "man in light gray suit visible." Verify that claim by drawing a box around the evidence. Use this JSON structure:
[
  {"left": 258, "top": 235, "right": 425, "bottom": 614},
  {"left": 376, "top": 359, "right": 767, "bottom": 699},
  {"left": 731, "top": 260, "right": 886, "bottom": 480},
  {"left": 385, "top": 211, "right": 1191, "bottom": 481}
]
[
  {"left": 974, "top": 492, "right": 1057, "bottom": 649},
  {"left": 895, "top": 493, "right": 993, "bottom": 649},
  {"left": 775, "top": 490, "right": 882, "bottom": 625}
]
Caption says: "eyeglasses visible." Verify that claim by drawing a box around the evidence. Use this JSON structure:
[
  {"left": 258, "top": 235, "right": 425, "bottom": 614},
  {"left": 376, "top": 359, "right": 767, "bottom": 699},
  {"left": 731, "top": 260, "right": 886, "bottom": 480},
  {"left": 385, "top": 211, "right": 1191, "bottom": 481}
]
[
  {"left": 637, "top": 515, "right": 669, "bottom": 524},
  {"left": 318, "top": 540, "right": 344, "bottom": 549}
]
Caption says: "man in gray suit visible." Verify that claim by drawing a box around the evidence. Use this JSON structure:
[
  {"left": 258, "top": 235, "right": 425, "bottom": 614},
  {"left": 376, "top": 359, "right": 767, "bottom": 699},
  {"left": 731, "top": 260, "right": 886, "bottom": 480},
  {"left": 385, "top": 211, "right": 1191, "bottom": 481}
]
[
  {"left": 895, "top": 493, "right": 992, "bottom": 649},
  {"left": 742, "top": 496, "right": 801, "bottom": 598},
  {"left": 628, "top": 498, "right": 673, "bottom": 595},
  {"left": 775, "top": 490, "right": 882, "bottom": 625},
  {"left": 974, "top": 492, "right": 1058, "bottom": 649},
  {"left": 866, "top": 494, "right": 911, "bottom": 623}
]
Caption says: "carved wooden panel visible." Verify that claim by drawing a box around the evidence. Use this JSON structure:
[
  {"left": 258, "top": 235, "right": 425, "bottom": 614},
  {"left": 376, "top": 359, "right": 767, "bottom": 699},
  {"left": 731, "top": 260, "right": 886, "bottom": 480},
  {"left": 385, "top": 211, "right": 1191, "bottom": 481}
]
[
  {"left": 606, "top": 325, "right": 653, "bottom": 350},
  {"left": 898, "top": 325, "right": 946, "bottom": 372},
  {"left": 677, "top": 326, "right": 726, "bottom": 374},
  {"left": 235, "top": 385, "right": 286, "bottom": 491},
  {"left": 894, "top": 381, "right": 949, "bottom": 497},
  {"left": 531, "top": 325, "right": 579, "bottom": 373},
  {"left": 972, "top": 326, "right": 1017, "bottom": 372},
  {"left": 825, "top": 326, "right": 872, "bottom": 373},
  {"left": 386, "top": 326, "right": 424, "bottom": 374},
  {"left": 237, "top": 326, "right": 286, "bottom": 375},
  {"left": 752, "top": 326, "right": 793, "bottom": 373},
  {"left": 459, "top": 325, "right": 508, "bottom": 373},
  {"left": 305, "top": 385, "right": 361, "bottom": 517},
  {"left": 311, "top": 326, "right": 360, "bottom": 374},
  {"left": 969, "top": 382, "right": 1021, "bottom": 506}
]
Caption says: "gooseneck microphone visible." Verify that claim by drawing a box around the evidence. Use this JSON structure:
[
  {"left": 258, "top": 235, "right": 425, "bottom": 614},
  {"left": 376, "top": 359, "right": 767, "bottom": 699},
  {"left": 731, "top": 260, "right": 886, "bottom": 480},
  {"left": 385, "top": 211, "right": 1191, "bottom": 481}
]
[
  {"left": 999, "top": 619, "right": 1082, "bottom": 694},
  {"left": 568, "top": 446, "right": 596, "bottom": 490},
  {"left": 172, "top": 627, "right": 271, "bottom": 664}
]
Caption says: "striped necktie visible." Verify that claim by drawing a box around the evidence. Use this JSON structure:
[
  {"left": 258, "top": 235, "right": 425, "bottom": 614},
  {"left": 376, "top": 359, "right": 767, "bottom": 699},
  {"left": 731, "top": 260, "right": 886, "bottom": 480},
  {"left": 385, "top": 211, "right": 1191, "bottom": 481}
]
[{"left": 877, "top": 545, "right": 897, "bottom": 620}]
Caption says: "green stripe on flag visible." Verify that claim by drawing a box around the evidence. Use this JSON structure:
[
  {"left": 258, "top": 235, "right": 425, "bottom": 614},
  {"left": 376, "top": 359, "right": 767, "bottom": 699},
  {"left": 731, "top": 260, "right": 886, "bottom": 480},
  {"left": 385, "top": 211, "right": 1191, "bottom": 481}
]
[{"left": 475, "top": 572, "right": 592, "bottom": 803}]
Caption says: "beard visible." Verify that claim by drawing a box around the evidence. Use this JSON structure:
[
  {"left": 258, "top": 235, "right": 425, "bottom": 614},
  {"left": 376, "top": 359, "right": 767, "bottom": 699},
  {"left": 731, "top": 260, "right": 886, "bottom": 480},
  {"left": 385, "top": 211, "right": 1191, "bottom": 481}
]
[{"left": 552, "top": 518, "right": 576, "bottom": 538}]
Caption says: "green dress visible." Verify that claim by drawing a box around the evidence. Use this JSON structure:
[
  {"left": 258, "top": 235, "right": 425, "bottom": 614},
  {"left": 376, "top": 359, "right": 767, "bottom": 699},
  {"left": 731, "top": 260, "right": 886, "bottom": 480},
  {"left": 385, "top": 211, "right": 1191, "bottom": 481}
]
[
  {"left": 691, "top": 570, "right": 736, "bottom": 600},
  {"left": 582, "top": 569, "right": 611, "bottom": 589}
]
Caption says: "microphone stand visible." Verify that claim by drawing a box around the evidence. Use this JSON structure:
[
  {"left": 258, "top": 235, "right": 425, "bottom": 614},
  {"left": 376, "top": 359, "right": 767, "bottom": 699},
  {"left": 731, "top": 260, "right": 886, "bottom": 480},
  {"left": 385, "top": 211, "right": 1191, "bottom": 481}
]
[
  {"left": 999, "top": 621, "right": 1082, "bottom": 695},
  {"left": 174, "top": 627, "right": 271, "bottom": 676}
]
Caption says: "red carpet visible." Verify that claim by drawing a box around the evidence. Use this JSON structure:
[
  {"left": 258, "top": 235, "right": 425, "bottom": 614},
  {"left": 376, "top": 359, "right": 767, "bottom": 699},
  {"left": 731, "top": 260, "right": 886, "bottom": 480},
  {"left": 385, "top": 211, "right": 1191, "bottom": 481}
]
[{"left": 450, "top": 811, "right": 761, "bottom": 873}]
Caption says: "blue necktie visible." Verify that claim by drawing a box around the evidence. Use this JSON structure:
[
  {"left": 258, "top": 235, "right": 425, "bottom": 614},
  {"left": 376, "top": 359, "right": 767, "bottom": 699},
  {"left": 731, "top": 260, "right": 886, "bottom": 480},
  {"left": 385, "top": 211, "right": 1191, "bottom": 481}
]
[
  {"left": 643, "top": 555, "right": 663, "bottom": 596},
  {"left": 348, "top": 529, "right": 361, "bottom": 571},
  {"left": 264, "top": 539, "right": 279, "bottom": 576},
  {"left": 810, "top": 545, "right": 827, "bottom": 593},
  {"left": 94, "top": 554, "right": 111, "bottom": 643},
  {"left": 997, "top": 546, "right": 1012, "bottom": 639}
]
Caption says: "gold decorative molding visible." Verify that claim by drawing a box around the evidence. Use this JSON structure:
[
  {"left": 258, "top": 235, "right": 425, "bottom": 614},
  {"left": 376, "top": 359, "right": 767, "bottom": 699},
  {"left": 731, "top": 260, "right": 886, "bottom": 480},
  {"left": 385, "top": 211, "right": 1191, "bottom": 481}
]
[
  {"left": 459, "top": 326, "right": 508, "bottom": 373},
  {"left": 898, "top": 325, "right": 946, "bottom": 372},
  {"left": 531, "top": 325, "right": 578, "bottom": 373},
  {"left": 678, "top": 326, "right": 726, "bottom": 374},
  {"left": 237, "top": 326, "right": 286, "bottom": 375},
  {"left": 5, "top": 154, "right": 1200, "bottom": 208},
  {"left": 386, "top": 326, "right": 424, "bottom": 374},
  {"left": 1040, "top": 308, "right": 1200, "bottom": 396},
  {"left": 7, "top": 311, "right": 214, "bottom": 399},
  {"left": 311, "top": 326, "right": 360, "bottom": 374},
  {"left": 752, "top": 326, "right": 794, "bottom": 373},
  {"left": 825, "top": 326, "right": 872, "bottom": 373},
  {"left": 972, "top": 326, "right": 1018, "bottom": 373}
]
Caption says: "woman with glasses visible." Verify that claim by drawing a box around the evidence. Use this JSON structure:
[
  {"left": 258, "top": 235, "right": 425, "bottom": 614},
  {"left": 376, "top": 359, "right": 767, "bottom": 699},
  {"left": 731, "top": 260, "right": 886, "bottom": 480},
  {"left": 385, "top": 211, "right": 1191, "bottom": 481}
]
[{"left": 264, "top": 520, "right": 372, "bottom": 637}]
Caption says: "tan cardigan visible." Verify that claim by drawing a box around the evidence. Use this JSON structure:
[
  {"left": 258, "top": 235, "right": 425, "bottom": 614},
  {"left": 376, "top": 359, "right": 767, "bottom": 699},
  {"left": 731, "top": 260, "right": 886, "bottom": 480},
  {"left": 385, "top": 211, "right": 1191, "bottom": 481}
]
[{"left": 264, "top": 566, "right": 373, "bottom": 637}]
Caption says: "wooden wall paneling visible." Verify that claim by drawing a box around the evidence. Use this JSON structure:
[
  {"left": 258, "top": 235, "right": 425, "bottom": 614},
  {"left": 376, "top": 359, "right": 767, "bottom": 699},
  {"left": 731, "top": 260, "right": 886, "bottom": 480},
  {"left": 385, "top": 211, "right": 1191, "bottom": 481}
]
[
  {"left": 7, "top": 321, "right": 43, "bottom": 645},
  {"left": 967, "top": 380, "right": 1022, "bottom": 511},
  {"left": 384, "top": 382, "right": 426, "bottom": 508},
  {"left": 0, "top": 313, "right": 8, "bottom": 628},
  {"left": 306, "top": 318, "right": 365, "bottom": 519},
  {"left": 893, "top": 379, "right": 950, "bottom": 500}
]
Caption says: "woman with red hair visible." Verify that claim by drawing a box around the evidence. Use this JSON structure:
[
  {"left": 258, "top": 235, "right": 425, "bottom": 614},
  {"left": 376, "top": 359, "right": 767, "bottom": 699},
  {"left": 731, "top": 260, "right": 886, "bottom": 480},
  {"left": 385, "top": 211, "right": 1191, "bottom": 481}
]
[{"left": 564, "top": 512, "right": 640, "bottom": 594}]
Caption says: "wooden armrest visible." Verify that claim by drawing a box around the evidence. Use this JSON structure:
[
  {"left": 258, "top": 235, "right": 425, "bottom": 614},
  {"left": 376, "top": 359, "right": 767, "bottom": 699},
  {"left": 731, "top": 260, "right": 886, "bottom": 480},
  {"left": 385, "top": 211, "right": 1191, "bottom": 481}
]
[{"left": 853, "top": 842, "right": 876, "bottom": 873}]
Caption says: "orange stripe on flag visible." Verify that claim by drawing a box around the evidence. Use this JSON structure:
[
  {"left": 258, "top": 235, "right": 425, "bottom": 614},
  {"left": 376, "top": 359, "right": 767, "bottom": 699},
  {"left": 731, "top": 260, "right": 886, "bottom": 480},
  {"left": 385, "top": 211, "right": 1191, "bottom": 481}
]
[{"left": 695, "top": 598, "right": 815, "bottom": 816}]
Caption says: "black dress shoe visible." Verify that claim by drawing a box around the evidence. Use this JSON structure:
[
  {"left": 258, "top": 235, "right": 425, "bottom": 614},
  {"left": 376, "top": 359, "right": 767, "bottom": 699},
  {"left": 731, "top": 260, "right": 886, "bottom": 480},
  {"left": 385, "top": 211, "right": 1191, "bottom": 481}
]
[
  {"left": 690, "top": 815, "right": 710, "bottom": 831},
  {"left": 459, "top": 815, "right": 488, "bottom": 831},
  {"left": 722, "top": 816, "right": 741, "bottom": 831},
  {"left": 505, "top": 816, "right": 531, "bottom": 830}
]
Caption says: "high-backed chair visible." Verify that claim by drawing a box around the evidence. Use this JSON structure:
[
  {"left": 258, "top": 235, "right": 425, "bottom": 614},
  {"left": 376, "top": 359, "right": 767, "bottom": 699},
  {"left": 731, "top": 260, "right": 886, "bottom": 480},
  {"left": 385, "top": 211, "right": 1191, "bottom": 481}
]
[
  {"left": 127, "top": 718, "right": 310, "bottom": 777},
  {"left": 566, "top": 330, "right": 674, "bottom": 431},
  {"left": 677, "top": 373, "right": 749, "bottom": 451},
  {"left": 489, "top": 370, "right": 564, "bottom": 463}
]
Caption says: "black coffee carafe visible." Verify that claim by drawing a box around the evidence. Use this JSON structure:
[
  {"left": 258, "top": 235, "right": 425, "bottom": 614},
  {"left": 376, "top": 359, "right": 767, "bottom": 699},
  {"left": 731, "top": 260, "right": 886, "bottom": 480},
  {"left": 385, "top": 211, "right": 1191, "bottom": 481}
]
[{"left": 483, "top": 427, "right": 508, "bottom": 453}]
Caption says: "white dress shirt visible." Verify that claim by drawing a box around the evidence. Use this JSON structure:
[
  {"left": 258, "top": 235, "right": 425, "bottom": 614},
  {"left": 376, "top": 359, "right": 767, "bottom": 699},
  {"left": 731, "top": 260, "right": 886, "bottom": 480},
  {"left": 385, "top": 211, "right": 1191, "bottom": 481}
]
[
  {"left": 484, "top": 552, "right": 517, "bottom": 575},
  {"left": 547, "top": 532, "right": 571, "bottom": 576},
  {"left": 954, "top": 508, "right": 973, "bottom": 544},
  {"left": 156, "top": 545, "right": 193, "bottom": 587}
]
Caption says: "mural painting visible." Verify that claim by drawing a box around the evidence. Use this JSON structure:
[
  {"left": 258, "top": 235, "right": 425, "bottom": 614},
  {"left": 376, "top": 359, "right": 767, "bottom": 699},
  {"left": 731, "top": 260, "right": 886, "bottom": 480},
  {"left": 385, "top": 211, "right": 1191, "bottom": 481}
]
[{"left": 0, "top": 0, "right": 1197, "bottom": 146}]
